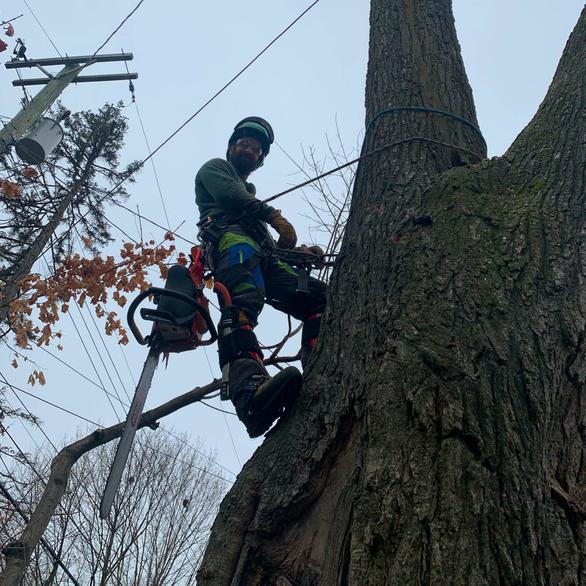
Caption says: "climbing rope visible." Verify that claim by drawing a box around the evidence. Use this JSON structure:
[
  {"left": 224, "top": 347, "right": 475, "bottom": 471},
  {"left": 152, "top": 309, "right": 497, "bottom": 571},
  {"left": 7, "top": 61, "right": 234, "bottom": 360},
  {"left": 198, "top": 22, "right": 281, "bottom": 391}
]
[
  {"left": 262, "top": 135, "right": 483, "bottom": 205},
  {"left": 365, "top": 105, "right": 486, "bottom": 149},
  {"left": 262, "top": 105, "right": 486, "bottom": 204}
]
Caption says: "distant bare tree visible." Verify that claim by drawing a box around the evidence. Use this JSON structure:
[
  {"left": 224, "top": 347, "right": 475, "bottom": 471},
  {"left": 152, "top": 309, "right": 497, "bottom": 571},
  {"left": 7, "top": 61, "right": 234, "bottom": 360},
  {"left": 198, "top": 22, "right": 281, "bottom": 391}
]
[
  {"left": 280, "top": 123, "right": 358, "bottom": 284},
  {"left": 0, "top": 430, "right": 226, "bottom": 585}
]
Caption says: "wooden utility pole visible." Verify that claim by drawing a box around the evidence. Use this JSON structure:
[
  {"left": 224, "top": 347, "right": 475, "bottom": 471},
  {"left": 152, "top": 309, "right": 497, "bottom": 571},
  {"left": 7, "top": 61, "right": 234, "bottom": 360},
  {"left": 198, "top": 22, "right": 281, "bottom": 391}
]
[
  {"left": 0, "top": 52, "right": 137, "bottom": 155},
  {"left": 0, "top": 63, "right": 80, "bottom": 153}
]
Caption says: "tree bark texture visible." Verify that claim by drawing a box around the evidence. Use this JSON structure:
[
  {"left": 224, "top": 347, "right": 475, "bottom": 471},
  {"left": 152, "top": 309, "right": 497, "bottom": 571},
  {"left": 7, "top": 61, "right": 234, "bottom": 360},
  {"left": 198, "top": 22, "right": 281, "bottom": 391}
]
[{"left": 199, "top": 2, "right": 585, "bottom": 584}]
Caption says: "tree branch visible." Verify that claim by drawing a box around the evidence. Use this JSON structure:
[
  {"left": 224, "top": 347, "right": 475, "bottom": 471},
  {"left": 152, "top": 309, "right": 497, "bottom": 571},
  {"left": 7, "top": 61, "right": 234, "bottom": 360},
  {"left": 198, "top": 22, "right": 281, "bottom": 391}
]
[{"left": 0, "top": 378, "right": 220, "bottom": 586}]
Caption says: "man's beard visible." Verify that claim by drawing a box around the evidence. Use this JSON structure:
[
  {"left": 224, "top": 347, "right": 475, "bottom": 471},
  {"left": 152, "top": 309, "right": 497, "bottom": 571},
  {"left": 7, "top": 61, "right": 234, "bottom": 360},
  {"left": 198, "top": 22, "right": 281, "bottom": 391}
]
[{"left": 230, "top": 152, "right": 257, "bottom": 176}]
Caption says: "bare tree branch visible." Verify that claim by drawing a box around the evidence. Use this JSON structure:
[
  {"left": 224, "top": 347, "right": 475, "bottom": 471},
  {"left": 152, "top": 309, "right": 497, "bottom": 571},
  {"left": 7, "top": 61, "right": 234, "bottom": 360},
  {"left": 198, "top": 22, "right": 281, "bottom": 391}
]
[{"left": 0, "top": 378, "right": 220, "bottom": 586}]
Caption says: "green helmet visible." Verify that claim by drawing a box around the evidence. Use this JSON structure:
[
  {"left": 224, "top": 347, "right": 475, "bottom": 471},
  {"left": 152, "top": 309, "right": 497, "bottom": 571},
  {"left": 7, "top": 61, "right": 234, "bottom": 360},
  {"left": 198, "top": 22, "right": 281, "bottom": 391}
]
[{"left": 227, "top": 116, "right": 274, "bottom": 166}]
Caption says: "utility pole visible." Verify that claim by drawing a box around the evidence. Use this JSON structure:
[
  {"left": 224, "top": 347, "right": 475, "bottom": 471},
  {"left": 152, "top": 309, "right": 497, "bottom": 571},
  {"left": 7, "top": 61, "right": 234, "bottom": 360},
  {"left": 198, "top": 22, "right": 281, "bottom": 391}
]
[{"left": 0, "top": 52, "right": 137, "bottom": 155}]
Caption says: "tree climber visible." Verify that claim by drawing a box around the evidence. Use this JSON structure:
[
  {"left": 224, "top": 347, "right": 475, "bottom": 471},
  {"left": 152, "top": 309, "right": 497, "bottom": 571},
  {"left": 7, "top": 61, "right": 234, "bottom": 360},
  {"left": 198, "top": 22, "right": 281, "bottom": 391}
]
[{"left": 196, "top": 117, "right": 326, "bottom": 438}]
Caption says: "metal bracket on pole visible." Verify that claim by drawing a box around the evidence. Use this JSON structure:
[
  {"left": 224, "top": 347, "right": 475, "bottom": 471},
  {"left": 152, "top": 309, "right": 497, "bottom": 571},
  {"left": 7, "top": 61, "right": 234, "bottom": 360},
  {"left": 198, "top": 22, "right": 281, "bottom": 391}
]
[
  {"left": 0, "top": 63, "right": 81, "bottom": 154},
  {"left": 1, "top": 52, "right": 138, "bottom": 157},
  {"left": 5, "top": 52, "right": 134, "bottom": 69},
  {"left": 13, "top": 72, "right": 138, "bottom": 87}
]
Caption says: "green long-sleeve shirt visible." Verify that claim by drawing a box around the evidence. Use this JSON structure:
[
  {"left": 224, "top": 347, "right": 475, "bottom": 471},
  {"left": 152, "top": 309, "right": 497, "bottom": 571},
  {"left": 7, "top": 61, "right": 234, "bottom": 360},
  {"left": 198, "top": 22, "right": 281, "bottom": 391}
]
[{"left": 195, "top": 159, "right": 276, "bottom": 241}]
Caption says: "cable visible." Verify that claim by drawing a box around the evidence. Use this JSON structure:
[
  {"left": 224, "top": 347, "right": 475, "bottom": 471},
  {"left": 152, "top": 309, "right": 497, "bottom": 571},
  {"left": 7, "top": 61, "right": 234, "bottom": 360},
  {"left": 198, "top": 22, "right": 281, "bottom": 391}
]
[
  {"left": 37, "top": 337, "right": 238, "bottom": 478},
  {"left": 67, "top": 307, "right": 122, "bottom": 419},
  {"left": 262, "top": 136, "right": 484, "bottom": 205},
  {"left": 121, "top": 50, "right": 172, "bottom": 231},
  {"left": 62, "top": 244, "right": 236, "bottom": 476},
  {"left": 0, "top": 376, "right": 99, "bottom": 425},
  {"left": 0, "top": 480, "right": 81, "bottom": 585},
  {"left": 92, "top": 0, "right": 146, "bottom": 57},
  {"left": 0, "top": 410, "right": 111, "bottom": 576},
  {"left": 82, "top": 302, "right": 131, "bottom": 402},
  {"left": 1, "top": 376, "right": 58, "bottom": 451},
  {"left": 136, "top": 0, "right": 321, "bottom": 172},
  {"left": 73, "top": 302, "right": 126, "bottom": 408},
  {"left": 38, "top": 346, "right": 128, "bottom": 405},
  {"left": 133, "top": 106, "right": 171, "bottom": 229},
  {"left": 36, "top": 1, "right": 322, "bottom": 247},
  {"left": 159, "top": 428, "right": 236, "bottom": 479},
  {"left": 203, "top": 347, "right": 241, "bottom": 466},
  {"left": 1, "top": 372, "right": 231, "bottom": 482},
  {"left": 22, "top": 0, "right": 63, "bottom": 57}
]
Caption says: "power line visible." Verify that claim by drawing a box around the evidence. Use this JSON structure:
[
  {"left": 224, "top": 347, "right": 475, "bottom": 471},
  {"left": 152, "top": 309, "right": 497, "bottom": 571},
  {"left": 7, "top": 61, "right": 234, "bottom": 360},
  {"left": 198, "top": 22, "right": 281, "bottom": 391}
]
[
  {"left": 35, "top": 338, "right": 238, "bottom": 478},
  {"left": 82, "top": 302, "right": 132, "bottom": 402},
  {"left": 92, "top": 0, "right": 146, "bottom": 57},
  {"left": 38, "top": 345, "right": 127, "bottom": 405},
  {"left": 33, "top": 1, "right": 322, "bottom": 248},
  {"left": 37, "top": 325, "right": 238, "bottom": 478},
  {"left": 69, "top": 253, "right": 236, "bottom": 477},
  {"left": 0, "top": 479, "right": 81, "bottom": 585},
  {"left": 132, "top": 104, "right": 172, "bottom": 229},
  {"left": 121, "top": 50, "right": 172, "bottom": 231},
  {"left": 135, "top": 0, "right": 321, "bottom": 175},
  {"left": 22, "top": 0, "right": 63, "bottom": 57},
  {"left": 0, "top": 375, "right": 99, "bottom": 426},
  {"left": 203, "top": 347, "right": 241, "bottom": 467},
  {"left": 159, "top": 427, "right": 236, "bottom": 479},
  {"left": 71, "top": 299, "right": 126, "bottom": 409},
  {"left": 0, "top": 408, "right": 110, "bottom": 578},
  {"left": 2, "top": 380, "right": 58, "bottom": 452},
  {"left": 67, "top": 308, "right": 122, "bottom": 419},
  {"left": 1, "top": 371, "right": 232, "bottom": 482}
]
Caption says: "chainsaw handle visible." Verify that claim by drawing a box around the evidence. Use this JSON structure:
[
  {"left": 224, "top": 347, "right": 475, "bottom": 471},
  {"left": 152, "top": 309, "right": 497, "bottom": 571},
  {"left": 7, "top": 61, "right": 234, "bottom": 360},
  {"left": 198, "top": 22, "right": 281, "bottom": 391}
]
[{"left": 127, "top": 287, "right": 218, "bottom": 346}]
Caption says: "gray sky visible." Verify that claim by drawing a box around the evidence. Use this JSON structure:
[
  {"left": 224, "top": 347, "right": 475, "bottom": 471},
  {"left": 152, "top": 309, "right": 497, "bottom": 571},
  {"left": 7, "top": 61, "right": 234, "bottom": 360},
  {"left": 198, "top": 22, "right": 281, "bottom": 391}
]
[{"left": 1, "top": 1, "right": 584, "bottom": 487}]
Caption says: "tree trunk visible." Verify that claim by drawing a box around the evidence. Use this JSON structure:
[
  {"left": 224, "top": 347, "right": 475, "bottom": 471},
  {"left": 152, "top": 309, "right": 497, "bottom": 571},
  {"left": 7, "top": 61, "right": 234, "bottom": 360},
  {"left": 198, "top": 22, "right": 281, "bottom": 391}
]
[{"left": 199, "top": 1, "right": 585, "bottom": 585}]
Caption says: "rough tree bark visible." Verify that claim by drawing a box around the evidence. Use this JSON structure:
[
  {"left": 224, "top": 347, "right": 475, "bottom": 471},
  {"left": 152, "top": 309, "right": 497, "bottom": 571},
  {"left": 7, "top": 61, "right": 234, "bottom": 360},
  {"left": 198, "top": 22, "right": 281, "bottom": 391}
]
[{"left": 199, "top": 1, "right": 585, "bottom": 585}]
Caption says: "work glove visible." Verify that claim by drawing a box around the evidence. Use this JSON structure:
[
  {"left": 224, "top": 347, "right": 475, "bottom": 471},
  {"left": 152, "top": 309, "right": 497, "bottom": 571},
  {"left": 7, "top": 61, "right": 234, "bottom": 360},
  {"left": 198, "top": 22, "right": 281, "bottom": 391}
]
[
  {"left": 267, "top": 210, "right": 297, "bottom": 249},
  {"left": 298, "top": 244, "right": 325, "bottom": 258}
]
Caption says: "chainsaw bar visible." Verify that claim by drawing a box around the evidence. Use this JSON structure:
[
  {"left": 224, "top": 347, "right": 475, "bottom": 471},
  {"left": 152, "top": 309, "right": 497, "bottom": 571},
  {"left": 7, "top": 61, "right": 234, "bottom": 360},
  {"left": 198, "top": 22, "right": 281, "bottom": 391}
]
[{"left": 100, "top": 347, "right": 160, "bottom": 519}]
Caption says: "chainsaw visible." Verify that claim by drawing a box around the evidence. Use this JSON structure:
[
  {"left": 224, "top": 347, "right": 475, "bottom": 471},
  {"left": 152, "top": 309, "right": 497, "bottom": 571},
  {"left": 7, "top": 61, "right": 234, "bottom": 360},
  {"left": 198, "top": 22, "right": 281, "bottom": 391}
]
[{"left": 99, "top": 246, "right": 231, "bottom": 519}]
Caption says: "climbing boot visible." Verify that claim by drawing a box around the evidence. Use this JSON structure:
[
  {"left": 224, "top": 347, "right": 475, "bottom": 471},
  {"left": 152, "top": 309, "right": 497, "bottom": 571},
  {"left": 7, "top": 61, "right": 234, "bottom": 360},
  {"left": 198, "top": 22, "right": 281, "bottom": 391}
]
[{"left": 232, "top": 366, "right": 302, "bottom": 438}]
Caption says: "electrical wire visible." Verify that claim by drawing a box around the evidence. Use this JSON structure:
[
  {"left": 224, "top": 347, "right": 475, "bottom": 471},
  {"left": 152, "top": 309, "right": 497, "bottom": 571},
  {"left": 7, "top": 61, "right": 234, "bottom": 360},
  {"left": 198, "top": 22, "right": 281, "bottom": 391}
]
[
  {"left": 36, "top": 329, "right": 238, "bottom": 478},
  {"left": 0, "top": 404, "right": 115, "bottom": 576},
  {"left": 121, "top": 50, "right": 172, "bottom": 231},
  {"left": 22, "top": 0, "right": 63, "bottom": 57},
  {"left": 1, "top": 371, "right": 233, "bottom": 483},
  {"left": 82, "top": 302, "right": 132, "bottom": 403},
  {"left": 0, "top": 376, "right": 99, "bottom": 425},
  {"left": 67, "top": 308, "right": 122, "bottom": 419},
  {"left": 33, "top": 1, "right": 322, "bottom": 250},
  {"left": 92, "top": 0, "right": 146, "bottom": 57},
  {"left": 0, "top": 479, "right": 81, "bottom": 585},
  {"left": 203, "top": 347, "right": 241, "bottom": 467}
]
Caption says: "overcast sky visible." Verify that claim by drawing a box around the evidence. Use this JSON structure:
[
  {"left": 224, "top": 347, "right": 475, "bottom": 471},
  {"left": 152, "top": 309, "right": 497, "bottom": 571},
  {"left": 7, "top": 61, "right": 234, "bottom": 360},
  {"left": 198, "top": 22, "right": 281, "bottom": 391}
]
[{"left": 1, "top": 1, "right": 584, "bottom": 490}]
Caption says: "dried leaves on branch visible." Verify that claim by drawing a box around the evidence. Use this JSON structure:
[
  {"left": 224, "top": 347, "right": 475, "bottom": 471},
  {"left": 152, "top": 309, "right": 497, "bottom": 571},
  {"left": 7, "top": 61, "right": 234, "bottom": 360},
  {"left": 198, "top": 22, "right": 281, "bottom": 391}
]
[{"left": 6, "top": 232, "right": 183, "bottom": 356}]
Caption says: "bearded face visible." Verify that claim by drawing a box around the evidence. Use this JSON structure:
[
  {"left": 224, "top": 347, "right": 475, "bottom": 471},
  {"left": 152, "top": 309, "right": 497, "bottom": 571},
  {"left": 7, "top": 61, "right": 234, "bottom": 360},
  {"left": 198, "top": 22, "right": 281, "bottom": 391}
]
[{"left": 228, "top": 137, "right": 263, "bottom": 177}]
